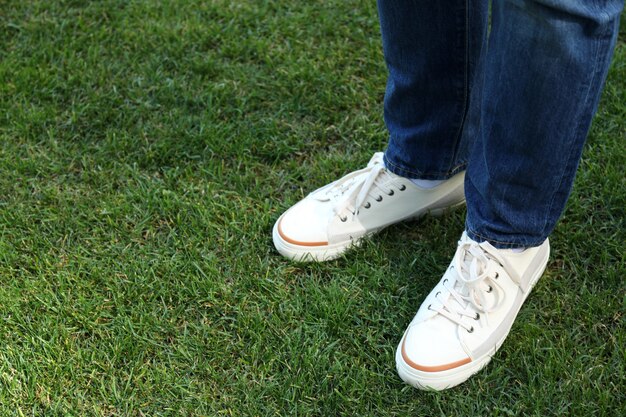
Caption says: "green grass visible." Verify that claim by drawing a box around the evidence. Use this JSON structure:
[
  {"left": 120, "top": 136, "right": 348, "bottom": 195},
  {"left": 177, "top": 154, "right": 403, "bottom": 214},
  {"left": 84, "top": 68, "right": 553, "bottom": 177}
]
[{"left": 0, "top": 1, "right": 624, "bottom": 415}]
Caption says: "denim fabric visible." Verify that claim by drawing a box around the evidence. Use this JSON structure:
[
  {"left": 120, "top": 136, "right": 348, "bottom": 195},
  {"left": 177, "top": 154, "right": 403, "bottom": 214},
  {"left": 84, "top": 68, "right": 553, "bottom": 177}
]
[{"left": 379, "top": 0, "right": 623, "bottom": 248}]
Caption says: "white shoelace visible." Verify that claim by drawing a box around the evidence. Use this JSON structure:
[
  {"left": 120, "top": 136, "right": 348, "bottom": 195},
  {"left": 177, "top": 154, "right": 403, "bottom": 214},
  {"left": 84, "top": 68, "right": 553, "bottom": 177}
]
[
  {"left": 430, "top": 239, "right": 508, "bottom": 333},
  {"left": 312, "top": 153, "right": 398, "bottom": 220}
]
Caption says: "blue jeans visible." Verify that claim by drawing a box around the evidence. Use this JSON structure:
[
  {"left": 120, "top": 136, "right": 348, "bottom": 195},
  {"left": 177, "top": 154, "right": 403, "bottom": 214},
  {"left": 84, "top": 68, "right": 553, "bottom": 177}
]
[{"left": 379, "top": 0, "right": 623, "bottom": 248}]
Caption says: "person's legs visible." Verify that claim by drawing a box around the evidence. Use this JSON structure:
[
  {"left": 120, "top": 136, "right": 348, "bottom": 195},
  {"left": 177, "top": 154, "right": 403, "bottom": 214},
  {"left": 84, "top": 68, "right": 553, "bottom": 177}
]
[
  {"left": 272, "top": 1, "right": 489, "bottom": 261},
  {"left": 379, "top": 0, "right": 489, "bottom": 180},
  {"left": 466, "top": 0, "right": 624, "bottom": 248},
  {"left": 397, "top": 0, "right": 623, "bottom": 390}
]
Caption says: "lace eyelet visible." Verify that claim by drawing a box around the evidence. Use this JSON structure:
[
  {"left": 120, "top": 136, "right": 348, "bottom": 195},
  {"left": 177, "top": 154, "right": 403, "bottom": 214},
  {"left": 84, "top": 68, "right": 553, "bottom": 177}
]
[
  {"left": 474, "top": 313, "right": 480, "bottom": 320},
  {"left": 435, "top": 291, "right": 441, "bottom": 297},
  {"left": 387, "top": 190, "right": 394, "bottom": 196},
  {"left": 486, "top": 285, "right": 493, "bottom": 293},
  {"left": 467, "top": 326, "right": 474, "bottom": 333},
  {"left": 364, "top": 202, "right": 371, "bottom": 209},
  {"left": 494, "top": 272, "right": 499, "bottom": 279},
  {"left": 340, "top": 216, "right": 347, "bottom": 222},
  {"left": 399, "top": 184, "right": 406, "bottom": 191},
  {"left": 443, "top": 279, "right": 448, "bottom": 284},
  {"left": 427, "top": 304, "right": 432, "bottom": 310},
  {"left": 375, "top": 195, "right": 383, "bottom": 202}
]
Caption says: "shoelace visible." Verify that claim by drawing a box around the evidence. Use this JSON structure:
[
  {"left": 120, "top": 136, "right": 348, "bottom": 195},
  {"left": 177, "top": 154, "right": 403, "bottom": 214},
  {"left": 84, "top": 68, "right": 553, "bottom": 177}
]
[
  {"left": 429, "top": 239, "right": 508, "bottom": 333},
  {"left": 312, "top": 153, "right": 399, "bottom": 220}
]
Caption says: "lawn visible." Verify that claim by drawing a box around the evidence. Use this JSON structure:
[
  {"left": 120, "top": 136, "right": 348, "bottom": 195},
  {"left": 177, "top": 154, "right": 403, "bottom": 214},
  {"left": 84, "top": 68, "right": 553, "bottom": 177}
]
[{"left": 0, "top": 1, "right": 624, "bottom": 415}]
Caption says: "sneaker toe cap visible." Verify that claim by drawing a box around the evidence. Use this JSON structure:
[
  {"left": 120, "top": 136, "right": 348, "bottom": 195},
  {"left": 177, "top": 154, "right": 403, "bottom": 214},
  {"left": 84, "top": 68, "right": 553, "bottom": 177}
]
[
  {"left": 401, "top": 318, "right": 471, "bottom": 372},
  {"left": 277, "top": 200, "right": 332, "bottom": 246}
]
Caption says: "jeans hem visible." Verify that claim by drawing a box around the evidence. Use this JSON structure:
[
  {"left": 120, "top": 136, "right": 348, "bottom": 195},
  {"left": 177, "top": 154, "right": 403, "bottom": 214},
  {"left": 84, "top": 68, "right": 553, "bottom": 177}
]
[
  {"left": 383, "top": 152, "right": 467, "bottom": 180},
  {"left": 465, "top": 226, "right": 547, "bottom": 249}
]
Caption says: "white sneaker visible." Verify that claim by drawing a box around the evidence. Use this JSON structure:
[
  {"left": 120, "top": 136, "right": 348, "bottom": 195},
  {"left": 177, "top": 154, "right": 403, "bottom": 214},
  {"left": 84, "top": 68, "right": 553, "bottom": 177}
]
[
  {"left": 396, "top": 232, "right": 550, "bottom": 390},
  {"left": 273, "top": 152, "right": 465, "bottom": 262}
]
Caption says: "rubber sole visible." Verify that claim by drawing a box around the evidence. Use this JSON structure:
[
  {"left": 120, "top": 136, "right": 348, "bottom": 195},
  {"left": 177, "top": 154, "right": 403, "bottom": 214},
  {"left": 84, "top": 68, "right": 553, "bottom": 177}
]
[
  {"left": 272, "top": 200, "right": 466, "bottom": 262},
  {"left": 395, "top": 245, "right": 549, "bottom": 390}
]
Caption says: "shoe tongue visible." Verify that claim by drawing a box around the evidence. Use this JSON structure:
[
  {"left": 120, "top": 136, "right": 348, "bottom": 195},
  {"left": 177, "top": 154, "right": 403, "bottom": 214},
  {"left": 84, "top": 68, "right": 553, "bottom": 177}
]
[
  {"left": 452, "top": 276, "right": 470, "bottom": 299},
  {"left": 374, "top": 169, "right": 392, "bottom": 187},
  {"left": 450, "top": 246, "right": 485, "bottom": 303},
  {"left": 323, "top": 174, "right": 363, "bottom": 200},
  {"left": 367, "top": 152, "right": 385, "bottom": 168},
  {"left": 334, "top": 176, "right": 359, "bottom": 197},
  {"left": 323, "top": 155, "right": 391, "bottom": 211},
  {"left": 463, "top": 245, "right": 488, "bottom": 277}
]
